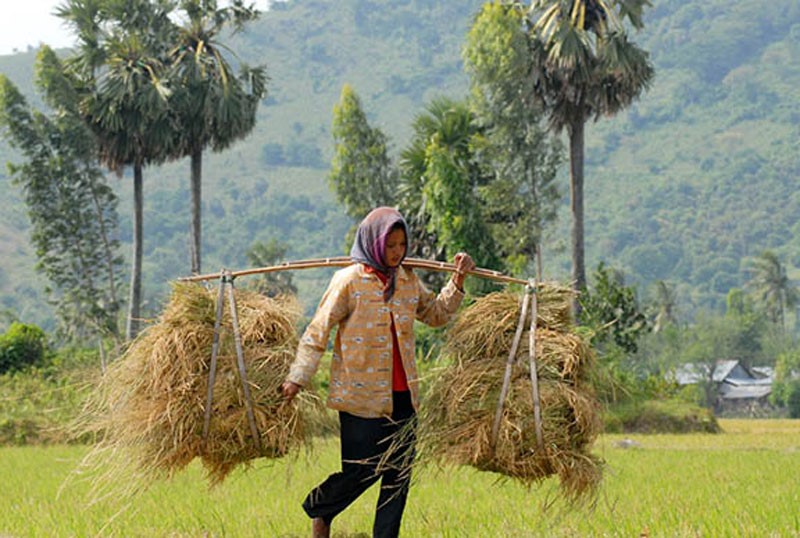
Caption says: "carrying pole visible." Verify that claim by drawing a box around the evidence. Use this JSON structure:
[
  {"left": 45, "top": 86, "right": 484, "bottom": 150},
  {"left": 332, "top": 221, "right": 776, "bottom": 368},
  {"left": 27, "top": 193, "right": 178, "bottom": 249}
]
[{"left": 181, "top": 257, "right": 528, "bottom": 286}]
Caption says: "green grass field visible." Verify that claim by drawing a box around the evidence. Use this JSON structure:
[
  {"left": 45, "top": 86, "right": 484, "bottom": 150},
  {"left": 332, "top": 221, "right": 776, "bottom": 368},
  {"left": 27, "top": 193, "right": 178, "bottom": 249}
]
[{"left": 2, "top": 419, "right": 799, "bottom": 537}]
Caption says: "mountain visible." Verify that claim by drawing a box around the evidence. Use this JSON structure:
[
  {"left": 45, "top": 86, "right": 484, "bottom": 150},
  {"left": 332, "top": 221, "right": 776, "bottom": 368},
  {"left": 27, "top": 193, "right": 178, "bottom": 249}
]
[{"left": 1, "top": 0, "right": 799, "bottom": 331}]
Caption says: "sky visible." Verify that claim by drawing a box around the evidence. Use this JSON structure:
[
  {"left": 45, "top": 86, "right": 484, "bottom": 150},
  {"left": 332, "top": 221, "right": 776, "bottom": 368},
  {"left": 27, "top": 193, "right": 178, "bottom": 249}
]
[
  {"left": 0, "top": 0, "right": 278, "bottom": 57},
  {"left": 0, "top": 0, "right": 75, "bottom": 56}
]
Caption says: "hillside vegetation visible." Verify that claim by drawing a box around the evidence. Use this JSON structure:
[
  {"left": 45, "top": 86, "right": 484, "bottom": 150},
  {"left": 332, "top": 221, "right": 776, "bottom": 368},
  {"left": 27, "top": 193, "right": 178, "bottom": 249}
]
[{"left": 1, "top": 0, "right": 799, "bottom": 329}]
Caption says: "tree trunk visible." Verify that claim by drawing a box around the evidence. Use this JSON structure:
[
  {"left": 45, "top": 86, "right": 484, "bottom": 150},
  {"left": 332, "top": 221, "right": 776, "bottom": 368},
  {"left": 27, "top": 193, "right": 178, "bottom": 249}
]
[
  {"left": 191, "top": 146, "right": 203, "bottom": 275},
  {"left": 569, "top": 119, "right": 586, "bottom": 316},
  {"left": 126, "top": 164, "right": 143, "bottom": 340},
  {"left": 90, "top": 176, "right": 120, "bottom": 340}
]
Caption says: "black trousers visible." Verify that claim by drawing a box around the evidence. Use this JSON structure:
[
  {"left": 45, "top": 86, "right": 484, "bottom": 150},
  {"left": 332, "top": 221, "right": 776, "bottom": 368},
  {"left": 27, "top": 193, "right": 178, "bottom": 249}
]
[{"left": 302, "top": 391, "right": 417, "bottom": 538}]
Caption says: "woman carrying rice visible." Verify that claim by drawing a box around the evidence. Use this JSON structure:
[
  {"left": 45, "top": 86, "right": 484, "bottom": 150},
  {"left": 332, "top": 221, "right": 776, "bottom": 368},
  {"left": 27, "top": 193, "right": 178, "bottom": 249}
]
[{"left": 281, "top": 206, "right": 474, "bottom": 538}]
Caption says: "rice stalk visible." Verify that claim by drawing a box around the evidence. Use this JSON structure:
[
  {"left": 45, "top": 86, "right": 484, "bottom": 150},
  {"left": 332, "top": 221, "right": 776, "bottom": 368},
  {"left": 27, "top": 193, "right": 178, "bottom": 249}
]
[
  {"left": 416, "top": 287, "right": 603, "bottom": 500},
  {"left": 75, "top": 282, "right": 322, "bottom": 492}
]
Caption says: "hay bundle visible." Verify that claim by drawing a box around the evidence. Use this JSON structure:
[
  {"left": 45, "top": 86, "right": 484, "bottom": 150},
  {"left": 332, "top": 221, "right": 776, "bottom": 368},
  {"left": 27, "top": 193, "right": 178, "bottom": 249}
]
[
  {"left": 419, "top": 286, "right": 603, "bottom": 499},
  {"left": 81, "top": 281, "right": 315, "bottom": 487}
]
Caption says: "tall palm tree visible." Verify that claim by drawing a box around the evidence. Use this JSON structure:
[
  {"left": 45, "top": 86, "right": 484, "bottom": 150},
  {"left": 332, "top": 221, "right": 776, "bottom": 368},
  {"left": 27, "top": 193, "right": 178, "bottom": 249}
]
[
  {"left": 651, "top": 280, "right": 677, "bottom": 333},
  {"left": 746, "top": 250, "right": 799, "bottom": 331},
  {"left": 168, "top": 0, "right": 267, "bottom": 275},
  {"left": 463, "top": 2, "right": 562, "bottom": 280},
  {"left": 57, "top": 0, "right": 175, "bottom": 339},
  {"left": 524, "top": 0, "right": 654, "bottom": 311}
]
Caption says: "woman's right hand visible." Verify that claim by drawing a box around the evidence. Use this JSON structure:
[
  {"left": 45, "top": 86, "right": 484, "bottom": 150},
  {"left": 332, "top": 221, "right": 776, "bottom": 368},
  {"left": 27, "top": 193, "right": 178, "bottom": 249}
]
[{"left": 281, "top": 380, "right": 301, "bottom": 401}]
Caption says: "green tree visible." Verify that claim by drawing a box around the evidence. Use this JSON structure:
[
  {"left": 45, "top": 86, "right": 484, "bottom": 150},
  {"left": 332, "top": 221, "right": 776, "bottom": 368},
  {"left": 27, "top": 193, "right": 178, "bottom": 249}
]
[
  {"left": 745, "top": 250, "right": 799, "bottom": 331},
  {"left": 0, "top": 50, "right": 122, "bottom": 341},
  {"left": 580, "top": 262, "right": 649, "bottom": 354},
  {"left": 524, "top": 0, "right": 654, "bottom": 305},
  {"left": 399, "top": 97, "right": 498, "bottom": 277},
  {"left": 772, "top": 348, "right": 800, "bottom": 417},
  {"left": 57, "top": 0, "right": 175, "bottom": 339},
  {"left": 724, "top": 288, "right": 766, "bottom": 365},
  {"left": 463, "top": 1, "right": 562, "bottom": 278},
  {"left": 420, "top": 99, "right": 491, "bottom": 257},
  {"left": 245, "top": 239, "right": 297, "bottom": 297},
  {"left": 397, "top": 120, "right": 443, "bottom": 265},
  {"left": 329, "top": 84, "right": 397, "bottom": 228},
  {"left": 168, "top": 0, "right": 267, "bottom": 275},
  {"left": 682, "top": 315, "right": 745, "bottom": 408},
  {"left": 0, "top": 322, "right": 49, "bottom": 374}
]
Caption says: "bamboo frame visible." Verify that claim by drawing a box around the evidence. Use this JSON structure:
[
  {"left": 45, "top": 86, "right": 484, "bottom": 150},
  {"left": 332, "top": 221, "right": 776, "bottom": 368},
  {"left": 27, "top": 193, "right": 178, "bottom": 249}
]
[
  {"left": 227, "top": 276, "right": 262, "bottom": 454},
  {"left": 202, "top": 271, "right": 262, "bottom": 454},
  {"left": 202, "top": 276, "right": 227, "bottom": 444},
  {"left": 189, "top": 256, "right": 532, "bottom": 455},
  {"left": 491, "top": 290, "right": 531, "bottom": 448},
  {"left": 528, "top": 285, "right": 544, "bottom": 450},
  {"left": 180, "top": 256, "right": 528, "bottom": 286}
]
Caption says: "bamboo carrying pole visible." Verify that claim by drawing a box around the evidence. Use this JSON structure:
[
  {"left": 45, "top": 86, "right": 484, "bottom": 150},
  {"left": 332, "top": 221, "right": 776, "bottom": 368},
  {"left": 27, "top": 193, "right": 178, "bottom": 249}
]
[
  {"left": 187, "top": 256, "right": 533, "bottom": 454},
  {"left": 180, "top": 256, "right": 529, "bottom": 286}
]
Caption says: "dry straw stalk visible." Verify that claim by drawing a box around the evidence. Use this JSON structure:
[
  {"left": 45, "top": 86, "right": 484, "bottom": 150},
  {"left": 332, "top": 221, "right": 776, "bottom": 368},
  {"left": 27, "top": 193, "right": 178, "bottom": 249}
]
[
  {"left": 417, "top": 286, "right": 603, "bottom": 500},
  {"left": 77, "top": 281, "right": 322, "bottom": 490}
]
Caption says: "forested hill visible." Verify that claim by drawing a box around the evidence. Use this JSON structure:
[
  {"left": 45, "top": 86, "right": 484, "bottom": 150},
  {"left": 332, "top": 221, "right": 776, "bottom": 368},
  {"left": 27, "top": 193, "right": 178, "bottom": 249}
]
[{"left": 1, "top": 0, "right": 799, "bottom": 330}]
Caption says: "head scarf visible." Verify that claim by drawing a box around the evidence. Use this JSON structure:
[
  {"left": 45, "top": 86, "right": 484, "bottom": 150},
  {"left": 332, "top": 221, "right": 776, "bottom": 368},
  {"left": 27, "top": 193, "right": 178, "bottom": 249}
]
[{"left": 350, "top": 207, "right": 409, "bottom": 301}]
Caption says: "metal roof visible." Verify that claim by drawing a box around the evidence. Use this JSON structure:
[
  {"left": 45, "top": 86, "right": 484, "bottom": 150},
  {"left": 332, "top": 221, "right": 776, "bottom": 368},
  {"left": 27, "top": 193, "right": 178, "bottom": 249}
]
[{"left": 719, "top": 383, "right": 772, "bottom": 400}]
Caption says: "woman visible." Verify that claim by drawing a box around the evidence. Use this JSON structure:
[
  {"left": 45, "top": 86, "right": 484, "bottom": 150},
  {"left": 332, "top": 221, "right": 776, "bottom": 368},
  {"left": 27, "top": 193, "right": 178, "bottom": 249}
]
[{"left": 281, "top": 206, "right": 474, "bottom": 538}]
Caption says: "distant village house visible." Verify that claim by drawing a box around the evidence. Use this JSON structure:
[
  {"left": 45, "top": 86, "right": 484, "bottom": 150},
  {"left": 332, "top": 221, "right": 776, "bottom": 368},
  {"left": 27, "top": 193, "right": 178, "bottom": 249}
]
[{"left": 673, "top": 360, "right": 773, "bottom": 416}]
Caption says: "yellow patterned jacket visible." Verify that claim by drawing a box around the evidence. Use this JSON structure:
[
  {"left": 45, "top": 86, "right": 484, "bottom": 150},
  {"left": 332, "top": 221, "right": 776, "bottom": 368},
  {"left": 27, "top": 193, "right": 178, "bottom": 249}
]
[{"left": 287, "top": 263, "right": 464, "bottom": 418}]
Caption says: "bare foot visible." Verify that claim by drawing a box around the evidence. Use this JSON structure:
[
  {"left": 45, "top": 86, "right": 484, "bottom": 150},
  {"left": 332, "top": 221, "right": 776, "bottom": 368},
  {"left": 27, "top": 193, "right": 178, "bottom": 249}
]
[{"left": 312, "top": 517, "right": 330, "bottom": 538}]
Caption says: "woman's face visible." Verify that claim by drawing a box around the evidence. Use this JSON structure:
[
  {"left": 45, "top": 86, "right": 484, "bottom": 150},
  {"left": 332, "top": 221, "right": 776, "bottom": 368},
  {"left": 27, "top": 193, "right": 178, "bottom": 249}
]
[{"left": 384, "top": 228, "right": 407, "bottom": 268}]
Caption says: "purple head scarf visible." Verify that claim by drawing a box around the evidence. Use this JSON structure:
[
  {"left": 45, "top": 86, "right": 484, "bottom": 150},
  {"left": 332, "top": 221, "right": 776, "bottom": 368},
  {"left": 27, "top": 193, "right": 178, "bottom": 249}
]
[{"left": 350, "top": 207, "right": 409, "bottom": 301}]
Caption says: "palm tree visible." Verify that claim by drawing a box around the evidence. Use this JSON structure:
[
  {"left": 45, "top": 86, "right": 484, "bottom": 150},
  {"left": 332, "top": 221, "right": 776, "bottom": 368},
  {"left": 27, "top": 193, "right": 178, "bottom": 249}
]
[
  {"left": 746, "top": 250, "right": 799, "bottom": 331},
  {"left": 57, "top": 0, "right": 175, "bottom": 339},
  {"left": 651, "top": 280, "right": 677, "bottom": 333},
  {"left": 524, "top": 0, "right": 654, "bottom": 311},
  {"left": 168, "top": 0, "right": 267, "bottom": 275},
  {"left": 463, "top": 2, "right": 562, "bottom": 280},
  {"left": 399, "top": 98, "right": 494, "bottom": 263}
]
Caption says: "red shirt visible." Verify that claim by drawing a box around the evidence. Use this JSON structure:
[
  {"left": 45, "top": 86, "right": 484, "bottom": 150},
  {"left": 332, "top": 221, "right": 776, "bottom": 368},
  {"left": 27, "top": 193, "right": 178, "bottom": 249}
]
[{"left": 364, "top": 266, "right": 409, "bottom": 391}]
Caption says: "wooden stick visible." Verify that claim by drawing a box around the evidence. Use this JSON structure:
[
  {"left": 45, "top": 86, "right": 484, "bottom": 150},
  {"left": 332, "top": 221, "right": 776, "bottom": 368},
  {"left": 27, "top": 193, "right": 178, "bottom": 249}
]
[
  {"left": 181, "top": 256, "right": 528, "bottom": 285},
  {"left": 491, "top": 290, "right": 531, "bottom": 449},
  {"left": 227, "top": 274, "right": 262, "bottom": 454},
  {"left": 202, "top": 275, "right": 227, "bottom": 445},
  {"left": 528, "top": 284, "right": 544, "bottom": 451}
]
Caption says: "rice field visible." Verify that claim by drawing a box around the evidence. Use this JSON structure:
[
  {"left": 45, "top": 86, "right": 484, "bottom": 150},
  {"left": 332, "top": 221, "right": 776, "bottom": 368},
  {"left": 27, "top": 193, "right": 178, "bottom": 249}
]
[{"left": 1, "top": 419, "right": 799, "bottom": 537}]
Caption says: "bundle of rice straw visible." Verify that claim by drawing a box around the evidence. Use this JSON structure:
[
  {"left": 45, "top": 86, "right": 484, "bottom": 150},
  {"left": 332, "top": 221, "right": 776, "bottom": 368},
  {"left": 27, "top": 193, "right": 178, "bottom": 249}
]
[
  {"left": 79, "top": 281, "right": 319, "bottom": 488},
  {"left": 418, "top": 286, "right": 603, "bottom": 500}
]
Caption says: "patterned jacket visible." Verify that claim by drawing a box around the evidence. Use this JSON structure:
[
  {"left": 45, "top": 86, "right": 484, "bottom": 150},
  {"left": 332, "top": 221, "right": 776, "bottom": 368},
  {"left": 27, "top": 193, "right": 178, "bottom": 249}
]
[{"left": 287, "top": 263, "right": 464, "bottom": 418}]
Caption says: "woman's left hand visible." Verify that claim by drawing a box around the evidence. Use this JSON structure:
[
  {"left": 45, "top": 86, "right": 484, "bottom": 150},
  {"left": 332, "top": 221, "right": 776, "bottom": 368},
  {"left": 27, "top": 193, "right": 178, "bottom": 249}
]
[{"left": 452, "top": 252, "right": 475, "bottom": 290}]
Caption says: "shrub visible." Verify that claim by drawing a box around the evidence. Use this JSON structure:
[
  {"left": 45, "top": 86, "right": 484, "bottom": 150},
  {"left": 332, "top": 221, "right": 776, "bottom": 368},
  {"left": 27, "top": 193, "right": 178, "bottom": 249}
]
[
  {"left": 786, "top": 380, "right": 800, "bottom": 419},
  {"left": 0, "top": 346, "right": 102, "bottom": 446},
  {"left": 0, "top": 322, "right": 49, "bottom": 374},
  {"left": 604, "top": 398, "right": 720, "bottom": 434}
]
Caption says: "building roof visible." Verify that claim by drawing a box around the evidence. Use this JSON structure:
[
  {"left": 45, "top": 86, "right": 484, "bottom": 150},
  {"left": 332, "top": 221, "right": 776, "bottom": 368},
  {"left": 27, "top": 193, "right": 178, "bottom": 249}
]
[
  {"left": 719, "top": 383, "right": 772, "bottom": 400},
  {"left": 751, "top": 366, "right": 774, "bottom": 380},
  {"left": 673, "top": 360, "right": 770, "bottom": 386},
  {"left": 674, "top": 360, "right": 742, "bottom": 385}
]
